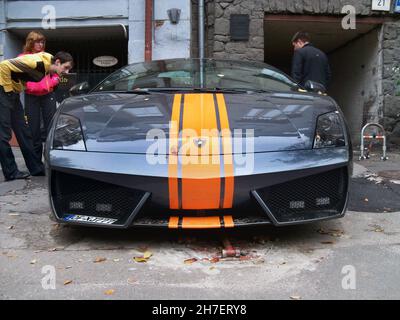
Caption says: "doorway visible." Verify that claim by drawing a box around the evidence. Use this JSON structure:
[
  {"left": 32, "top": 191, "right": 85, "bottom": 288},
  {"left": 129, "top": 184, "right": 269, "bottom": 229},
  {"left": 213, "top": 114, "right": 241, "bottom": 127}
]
[{"left": 264, "top": 15, "right": 383, "bottom": 142}]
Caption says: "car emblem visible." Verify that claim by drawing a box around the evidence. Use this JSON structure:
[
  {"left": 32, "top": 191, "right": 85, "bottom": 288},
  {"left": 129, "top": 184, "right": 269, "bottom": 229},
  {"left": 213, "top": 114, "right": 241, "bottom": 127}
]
[{"left": 194, "top": 137, "right": 207, "bottom": 148}]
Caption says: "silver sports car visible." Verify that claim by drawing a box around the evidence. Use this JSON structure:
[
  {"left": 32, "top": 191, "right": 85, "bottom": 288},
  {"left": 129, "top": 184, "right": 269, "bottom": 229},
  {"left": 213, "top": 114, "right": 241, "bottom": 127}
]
[{"left": 45, "top": 59, "right": 352, "bottom": 229}]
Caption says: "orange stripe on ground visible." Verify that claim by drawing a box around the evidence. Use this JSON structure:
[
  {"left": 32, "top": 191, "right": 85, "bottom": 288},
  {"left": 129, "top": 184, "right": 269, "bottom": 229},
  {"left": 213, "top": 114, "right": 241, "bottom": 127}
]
[
  {"left": 168, "top": 94, "right": 182, "bottom": 209},
  {"left": 216, "top": 94, "right": 234, "bottom": 209},
  {"left": 181, "top": 94, "right": 221, "bottom": 210},
  {"left": 181, "top": 216, "right": 221, "bottom": 229},
  {"left": 224, "top": 215, "right": 235, "bottom": 228},
  {"left": 168, "top": 216, "right": 179, "bottom": 229}
]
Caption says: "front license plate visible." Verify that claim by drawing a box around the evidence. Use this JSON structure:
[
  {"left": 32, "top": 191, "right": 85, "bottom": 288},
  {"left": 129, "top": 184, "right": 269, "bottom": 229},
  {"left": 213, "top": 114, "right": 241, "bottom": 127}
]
[{"left": 64, "top": 214, "right": 117, "bottom": 225}]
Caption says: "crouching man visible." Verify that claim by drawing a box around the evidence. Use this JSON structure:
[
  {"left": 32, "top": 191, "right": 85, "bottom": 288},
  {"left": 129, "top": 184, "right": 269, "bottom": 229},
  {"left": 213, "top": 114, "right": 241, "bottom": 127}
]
[{"left": 0, "top": 51, "right": 73, "bottom": 181}]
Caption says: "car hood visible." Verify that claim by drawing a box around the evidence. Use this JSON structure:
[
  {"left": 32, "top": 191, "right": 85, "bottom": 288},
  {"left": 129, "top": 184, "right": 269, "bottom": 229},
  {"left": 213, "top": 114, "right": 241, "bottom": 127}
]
[{"left": 59, "top": 91, "right": 338, "bottom": 154}]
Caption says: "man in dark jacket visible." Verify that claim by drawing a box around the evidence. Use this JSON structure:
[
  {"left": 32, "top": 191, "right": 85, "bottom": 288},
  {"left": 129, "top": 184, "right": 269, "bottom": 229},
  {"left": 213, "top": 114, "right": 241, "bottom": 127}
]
[{"left": 291, "top": 31, "right": 331, "bottom": 90}]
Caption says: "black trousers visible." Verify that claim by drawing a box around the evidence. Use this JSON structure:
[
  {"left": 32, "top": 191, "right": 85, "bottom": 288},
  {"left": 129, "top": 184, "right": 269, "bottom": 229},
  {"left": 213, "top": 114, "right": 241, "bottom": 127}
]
[
  {"left": 0, "top": 86, "right": 44, "bottom": 180},
  {"left": 25, "top": 92, "right": 57, "bottom": 159}
]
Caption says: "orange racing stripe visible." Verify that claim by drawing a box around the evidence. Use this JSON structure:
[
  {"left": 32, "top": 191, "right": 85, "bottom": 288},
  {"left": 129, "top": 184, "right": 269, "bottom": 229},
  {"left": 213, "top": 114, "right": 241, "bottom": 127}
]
[
  {"left": 167, "top": 216, "right": 235, "bottom": 229},
  {"left": 168, "top": 94, "right": 182, "bottom": 209},
  {"left": 223, "top": 215, "right": 234, "bottom": 228},
  {"left": 168, "top": 216, "right": 179, "bottom": 229},
  {"left": 181, "top": 216, "right": 221, "bottom": 229},
  {"left": 216, "top": 94, "right": 234, "bottom": 208},
  {"left": 168, "top": 93, "right": 235, "bottom": 213},
  {"left": 181, "top": 94, "right": 221, "bottom": 210}
]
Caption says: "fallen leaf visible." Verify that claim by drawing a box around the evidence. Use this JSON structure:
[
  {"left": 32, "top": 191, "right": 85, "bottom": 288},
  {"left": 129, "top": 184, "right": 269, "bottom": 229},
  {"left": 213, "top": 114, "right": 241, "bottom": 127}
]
[
  {"left": 239, "top": 255, "right": 252, "bottom": 261},
  {"left": 7, "top": 226, "right": 14, "bottom": 230},
  {"left": 134, "top": 257, "right": 148, "bottom": 263},
  {"left": 104, "top": 289, "right": 115, "bottom": 295},
  {"left": 331, "top": 233, "right": 342, "bottom": 237},
  {"left": 133, "top": 251, "right": 152, "bottom": 263},
  {"left": 317, "top": 228, "right": 344, "bottom": 237},
  {"left": 290, "top": 295, "right": 302, "bottom": 300},
  {"left": 93, "top": 257, "right": 107, "bottom": 263},
  {"left": 63, "top": 280, "right": 72, "bottom": 285},
  {"left": 252, "top": 258, "right": 265, "bottom": 265},
  {"left": 8, "top": 213, "right": 20, "bottom": 216},
  {"left": 143, "top": 251, "right": 153, "bottom": 259},
  {"left": 65, "top": 266, "right": 72, "bottom": 269},
  {"left": 210, "top": 257, "right": 220, "bottom": 264},
  {"left": 184, "top": 258, "right": 198, "bottom": 265},
  {"left": 369, "top": 224, "right": 384, "bottom": 233},
  {"left": 30, "top": 259, "right": 37, "bottom": 265},
  {"left": 113, "top": 258, "right": 121, "bottom": 262}
]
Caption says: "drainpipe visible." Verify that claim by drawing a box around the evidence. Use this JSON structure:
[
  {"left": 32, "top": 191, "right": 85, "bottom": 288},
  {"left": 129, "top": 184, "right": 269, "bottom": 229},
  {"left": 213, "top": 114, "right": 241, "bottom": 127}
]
[
  {"left": 199, "top": 0, "right": 205, "bottom": 60},
  {"left": 145, "top": 0, "right": 153, "bottom": 62},
  {"left": 198, "top": 0, "right": 205, "bottom": 87}
]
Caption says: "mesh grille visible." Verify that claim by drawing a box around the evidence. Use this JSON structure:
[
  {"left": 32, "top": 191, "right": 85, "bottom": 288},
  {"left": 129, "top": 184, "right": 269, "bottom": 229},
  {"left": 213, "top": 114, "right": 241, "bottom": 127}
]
[
  {"left": 51, "top": 171, "right": 145, "bottom": 221},
  {"left": 257, "top": 167, "right": 348, "bottom": 223}
]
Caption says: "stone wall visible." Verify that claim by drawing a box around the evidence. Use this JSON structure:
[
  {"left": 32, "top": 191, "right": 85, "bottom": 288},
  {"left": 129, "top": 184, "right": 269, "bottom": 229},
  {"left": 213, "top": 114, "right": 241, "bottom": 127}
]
[
  {"left": 203, "top": 0, "right": 400, "bottom": 144},
  {"left": 382, "top": 22, "right": 400, "bottom": 144},
  {"left": 211, "top": 0, "right": 395, "bottom": 62}
]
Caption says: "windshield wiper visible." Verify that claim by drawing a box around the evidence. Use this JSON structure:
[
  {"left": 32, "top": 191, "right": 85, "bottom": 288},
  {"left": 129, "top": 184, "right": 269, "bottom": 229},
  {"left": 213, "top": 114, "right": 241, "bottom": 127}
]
[
  {"left": 100, "top": 87, "right": 272, "bottom": 95},
  {"left": 93, "top": 89, "right": 151, "bottom": 95},
  {"left": 145, "top": 87, "right": 259, "bottom": 94},
  {"left": 193, "top": 87, "right": 248, "bottom": 94}
]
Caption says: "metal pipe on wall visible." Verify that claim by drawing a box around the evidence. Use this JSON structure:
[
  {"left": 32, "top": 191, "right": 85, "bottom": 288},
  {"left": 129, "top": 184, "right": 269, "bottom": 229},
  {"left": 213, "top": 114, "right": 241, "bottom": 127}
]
[
  {"left": 198, "top": 0, "right": 205, "bottom": 87},
  {"left": 198, "top": 0, "right": 205, "bottom": 60},
  {"left": 145, "top": 0, "right": 153, "bottom": 61}
]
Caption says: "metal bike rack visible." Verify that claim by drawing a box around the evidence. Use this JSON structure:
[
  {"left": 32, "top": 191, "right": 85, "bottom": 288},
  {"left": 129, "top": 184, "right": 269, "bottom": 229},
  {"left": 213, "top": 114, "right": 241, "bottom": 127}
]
[{"left": 359, "top": 123, "right": 388, "bottom": 161}]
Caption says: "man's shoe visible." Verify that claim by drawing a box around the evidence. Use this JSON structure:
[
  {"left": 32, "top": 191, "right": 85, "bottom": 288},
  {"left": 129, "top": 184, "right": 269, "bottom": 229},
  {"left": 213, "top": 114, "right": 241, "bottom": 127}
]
[
  {"left": 5, "top": 171, "right": 31, "bottom": 181},
  {"left": 31, "top": 170, "right": 45, "bottom": 177}
]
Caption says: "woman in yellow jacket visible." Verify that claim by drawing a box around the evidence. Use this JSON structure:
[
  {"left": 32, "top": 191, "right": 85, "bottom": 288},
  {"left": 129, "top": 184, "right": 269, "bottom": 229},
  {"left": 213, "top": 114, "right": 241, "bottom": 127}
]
[{"left": 21, "top": 31, "right": 62, "bottom": 159}]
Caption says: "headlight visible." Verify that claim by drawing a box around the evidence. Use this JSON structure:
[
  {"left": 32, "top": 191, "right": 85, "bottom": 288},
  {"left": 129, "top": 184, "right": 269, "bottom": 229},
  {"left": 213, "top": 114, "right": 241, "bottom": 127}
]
[
  {"left": 53, "top": 114, "right": 86, "bottom": 151},
  {"left": 313, "top": 111, "right": 346, "bottom": 149}
]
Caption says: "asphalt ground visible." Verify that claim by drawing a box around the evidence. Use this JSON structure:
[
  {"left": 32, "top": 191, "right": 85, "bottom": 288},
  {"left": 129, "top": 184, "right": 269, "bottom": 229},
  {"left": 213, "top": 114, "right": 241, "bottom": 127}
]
[{"left": 0, "top": 148, "right": 399, "bottom": 300}]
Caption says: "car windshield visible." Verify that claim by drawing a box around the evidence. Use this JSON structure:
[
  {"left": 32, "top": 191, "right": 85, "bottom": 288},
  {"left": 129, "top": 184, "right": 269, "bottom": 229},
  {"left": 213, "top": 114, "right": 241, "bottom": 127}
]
[{"left": 92, "top": 59, "right": 299, "bottom": 93}]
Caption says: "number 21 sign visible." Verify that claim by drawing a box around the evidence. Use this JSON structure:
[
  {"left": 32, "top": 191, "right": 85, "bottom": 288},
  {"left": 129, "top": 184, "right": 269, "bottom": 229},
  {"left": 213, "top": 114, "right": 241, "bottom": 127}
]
[
  {"left": 372, "top": 0, "right": 392, "bottom": 11},
  {"left": 395, "top": 0, "right": 400, "bottom": 12}
]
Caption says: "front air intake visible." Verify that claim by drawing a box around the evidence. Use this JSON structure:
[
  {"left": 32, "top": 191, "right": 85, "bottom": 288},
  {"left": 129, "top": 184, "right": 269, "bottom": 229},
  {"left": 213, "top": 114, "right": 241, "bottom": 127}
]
[
  {"left": 51, "top": 171, "right": 147, "bottom": 224},
  {"left": 256, "top": 167, "right": 348, "bottom": 224}
]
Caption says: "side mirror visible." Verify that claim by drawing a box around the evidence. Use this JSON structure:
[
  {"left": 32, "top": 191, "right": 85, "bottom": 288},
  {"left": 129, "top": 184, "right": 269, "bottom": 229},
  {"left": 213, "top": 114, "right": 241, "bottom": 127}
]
[
  {"left": 69, "top": 82, "right": 90, "bottom": 96},
  {"left": 304, "top": 80, "right": 326, "bottom": 94}
]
